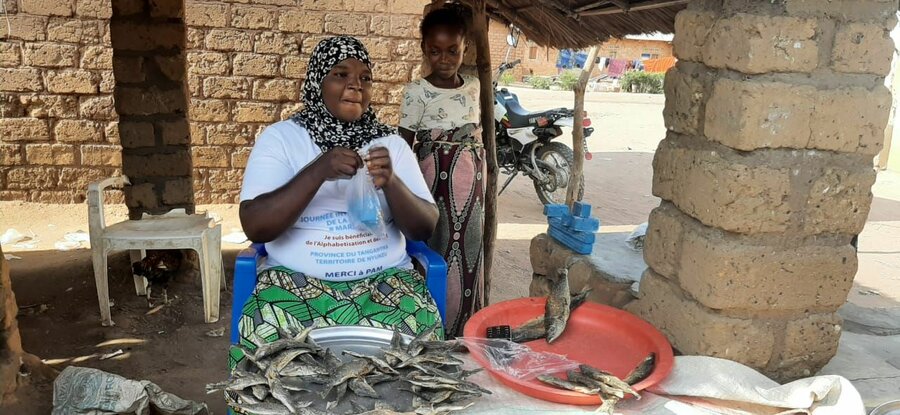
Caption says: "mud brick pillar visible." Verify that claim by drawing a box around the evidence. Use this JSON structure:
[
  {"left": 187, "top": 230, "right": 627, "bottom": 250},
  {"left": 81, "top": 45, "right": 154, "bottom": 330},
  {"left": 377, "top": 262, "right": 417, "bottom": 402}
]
[
  {"left": 111, "top": 0, "right": 194, "bottom": 218},
  {"left": 0, "top": 247, "right": 24, "bottom": 401},
  {"left": 627, "top": 0, "right": 897, "bottom": 381}
]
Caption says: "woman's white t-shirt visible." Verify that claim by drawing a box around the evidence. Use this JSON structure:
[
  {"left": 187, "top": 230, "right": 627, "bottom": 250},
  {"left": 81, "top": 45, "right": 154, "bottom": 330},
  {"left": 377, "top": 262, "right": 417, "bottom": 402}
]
[{"left": 240, "top": 120, "right": 436, "bottom": 281}]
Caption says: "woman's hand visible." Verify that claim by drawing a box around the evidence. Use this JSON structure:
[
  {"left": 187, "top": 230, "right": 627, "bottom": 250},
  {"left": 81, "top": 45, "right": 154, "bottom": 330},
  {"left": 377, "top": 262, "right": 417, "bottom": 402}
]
[
  {"left": 313, "top": 147, "right": 362, "bottom": 181},
  {"left": 365, "top": 147, "right": 394, "bottom": 189}
]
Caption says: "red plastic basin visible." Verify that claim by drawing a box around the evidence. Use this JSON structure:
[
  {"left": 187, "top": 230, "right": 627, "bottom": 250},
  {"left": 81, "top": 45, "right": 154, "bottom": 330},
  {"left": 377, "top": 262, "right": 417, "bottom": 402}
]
[{"left": 463, "top": 297, "right": 674, "bottom": 406}]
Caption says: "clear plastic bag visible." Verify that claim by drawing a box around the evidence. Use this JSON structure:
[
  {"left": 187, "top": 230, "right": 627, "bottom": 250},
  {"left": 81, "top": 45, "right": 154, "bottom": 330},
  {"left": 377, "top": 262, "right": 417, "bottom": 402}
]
[
  {"left": 459, "top": 337, "right": 581, "bottom": 380},
  {"left": 347, "top": 164, "right": 387, "bottom": 238}
]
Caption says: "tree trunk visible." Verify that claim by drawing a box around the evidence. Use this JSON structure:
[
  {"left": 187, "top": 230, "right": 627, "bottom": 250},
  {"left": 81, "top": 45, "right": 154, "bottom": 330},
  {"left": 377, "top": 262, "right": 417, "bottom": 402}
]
[
  {"left": 566, "top": 45, "right": 601, "bottom": 207},
  {"left": 469, "top": 0, "right": 497, "bottom": 305}
]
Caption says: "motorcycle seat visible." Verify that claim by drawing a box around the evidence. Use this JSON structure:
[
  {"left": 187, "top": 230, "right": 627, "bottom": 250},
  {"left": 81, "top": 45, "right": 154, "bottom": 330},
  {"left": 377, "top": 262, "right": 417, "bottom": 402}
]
[{"left": 499, "top": 94, "right": 570, "bottom": 128}]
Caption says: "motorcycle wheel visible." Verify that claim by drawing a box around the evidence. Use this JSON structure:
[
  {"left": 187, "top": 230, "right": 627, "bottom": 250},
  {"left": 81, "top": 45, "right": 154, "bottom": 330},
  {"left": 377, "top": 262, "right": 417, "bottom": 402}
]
[{"left": 533, "top": 142, "right": 584, "bottom": 205}]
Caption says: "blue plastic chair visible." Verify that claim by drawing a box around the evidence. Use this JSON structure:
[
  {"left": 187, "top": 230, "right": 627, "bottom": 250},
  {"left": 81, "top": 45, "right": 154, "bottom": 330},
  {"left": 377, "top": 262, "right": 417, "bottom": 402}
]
[{"left": 230, "top": 240, "right": 447, "bottom": 345}]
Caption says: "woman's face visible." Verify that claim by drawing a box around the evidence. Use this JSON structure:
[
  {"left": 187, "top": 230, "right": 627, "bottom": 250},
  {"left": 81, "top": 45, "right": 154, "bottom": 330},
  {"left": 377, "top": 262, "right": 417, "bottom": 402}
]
[
  {"left": 322, "top": 58, "right": 373, "bottom": 122},
  {"left": 423, "top": 26, "right": 466, "bottom": 80}
]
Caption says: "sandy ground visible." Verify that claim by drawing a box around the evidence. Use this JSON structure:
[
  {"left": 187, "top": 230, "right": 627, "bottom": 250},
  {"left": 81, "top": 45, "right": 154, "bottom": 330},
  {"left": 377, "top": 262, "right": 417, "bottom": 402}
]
[{"left": 2, "top": 89, "right": 899, "bottom": 412}]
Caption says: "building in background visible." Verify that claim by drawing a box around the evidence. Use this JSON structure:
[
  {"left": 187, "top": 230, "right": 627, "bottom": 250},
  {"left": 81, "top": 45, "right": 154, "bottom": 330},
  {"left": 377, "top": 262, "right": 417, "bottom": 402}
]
[{"left": 488, "top": 22, "right": 675, "bottom": 81}]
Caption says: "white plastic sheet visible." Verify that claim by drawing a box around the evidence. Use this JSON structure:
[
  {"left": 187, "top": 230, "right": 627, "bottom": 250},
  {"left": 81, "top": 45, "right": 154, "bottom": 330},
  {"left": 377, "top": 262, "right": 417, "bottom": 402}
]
[{"left": 457, "top": 356, "right": 865, "bottom": 415}]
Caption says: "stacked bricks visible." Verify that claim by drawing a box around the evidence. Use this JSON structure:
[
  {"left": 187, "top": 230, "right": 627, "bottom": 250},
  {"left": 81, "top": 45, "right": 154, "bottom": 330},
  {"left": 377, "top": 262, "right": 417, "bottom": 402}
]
[
  {"left": 0, "top": 0, "right": 122, "bottom": 204},
  {"left": 627, "top": 0, "right": 897, "bottom": 382},
  {"left": 185, "top": 0, "right": 429, "bottom": 204},
  {"left": 111, "top": 0, "right": 194, "bottom": 218},
  {"left": 0, "top": 0, "right": 430, "bottom": 205}
]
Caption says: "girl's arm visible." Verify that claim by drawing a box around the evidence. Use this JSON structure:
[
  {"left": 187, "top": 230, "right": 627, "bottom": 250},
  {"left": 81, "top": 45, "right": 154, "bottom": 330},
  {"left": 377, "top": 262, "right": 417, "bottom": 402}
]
[
  {"left": 399, "top": 128, "right": 416, "bottom": 148},
  {"left": 240, "top": 148, "right": 362, "bottom": 242},
  {"left": 399, "top": 84, "right": 424, "bottom": 148}
]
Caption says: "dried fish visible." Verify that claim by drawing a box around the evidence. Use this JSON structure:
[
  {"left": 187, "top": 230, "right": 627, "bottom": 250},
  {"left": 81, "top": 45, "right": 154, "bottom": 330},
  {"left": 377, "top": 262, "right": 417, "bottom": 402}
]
[
  {"left": 407, "top": 323, "right": 439, "bottom": 356},
  {"left": 536, "top": 374, "right": 599, "bottom": 395},
  {"left": 269, "top": 379, "right": 298, "bottom": 413},
  {"left": 204, "top": 381, "right": 228, "bottom": 394},
  {"left": 511, "top": 286, "right": 592, "bottom": 343},
  {"left": 423, "top": 389, "right": 455, "bottom": 404},
  {"left": 624, "top": 353, "right": 655, "bottom": 385},
  {"left": 348, "top": 377, "right": 380, "bottom": 398},
  {"left": 325, "top": 381, "right": 349, "bottom": 411},
  {"left": 384, "top": 347, "right": 413, "bottom": 362},
  {"left": 235, "top": 344, "right": 268, "bottom": 371},
  {"left": 266, "top": 349, "right": 307, "bottom": 380},
  {"left": 509, "top": 318, "right": 547, "bottom": 343},
  {"left": 397, "top": 353, "right": 464, "bottom": 369},
  {"left": 249, "top": 333, "right": 268, "bottom": 348},
  {"left": 227, "top": 400, "right": 292, "bottom": 415},
  {"left": 322, "top": 348, "right": 343, "bottom": 370},
  {"left": 343, "top": 350, "right": 400, "bottom": 375},
  {"left": 545, "top": 268, "right": 571, "bottom": 343},
  {"left": 232, "top": 390, "right": 261, "bottom": 405},
  {"left": 278, "top": 376, "right": 312, "bottom": 392},
  {"left": 217, "top": 324, "right": 486, "bottom": 415},
  {"left": 254, "top": 338, "right": 315, "bottom": 360},
  {"left": 350, "top": 399, "right": 369, "bottom": 414},
  {"left": 330, "top": 359, "right": 375, "bottom": 387},
  {"left": 365, "top": 373, "right": 396, "bottom": 385},
  {"left": 293, "top": 323, "right": 317, "bottom": 343},
  {"left": 403, "top": 376, "right": 489, "bottom": 396},
  {"left": 579, "top": 364, "right": 639, "bottom": 398},
  {"left": 280, "top": 360, "right": 328, "bottom": 377},
  {"left": 251, "top": 384, "right": 268, "bottom": 401},
  {"left": 205, "top": 371, "right": 267, "bottom": 393},
  {"left": 415, "top": 402, "right": 474, "bottom": 415},
  {"left": 596, "top": 396, "right": 619, "bottom": 415},
  {"left": 421, "top": 340, "right": 464, "bottom": 353},
  {"left": 567, "top": 370, "right": 624, "bottom": 399}
]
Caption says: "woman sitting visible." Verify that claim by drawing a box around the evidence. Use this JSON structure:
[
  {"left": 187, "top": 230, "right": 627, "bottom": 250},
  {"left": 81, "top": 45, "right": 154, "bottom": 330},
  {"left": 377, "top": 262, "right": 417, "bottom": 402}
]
[{"left": 231, "top": 36, "right": 443, "bottom": 368}]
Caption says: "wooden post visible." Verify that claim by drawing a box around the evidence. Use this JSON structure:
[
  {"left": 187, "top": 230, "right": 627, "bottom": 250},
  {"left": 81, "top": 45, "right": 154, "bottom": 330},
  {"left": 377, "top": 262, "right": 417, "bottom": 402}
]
[
  {"left": 469, "top": 0, "right": 497, "bottom": 305},
  {"left": 565, "top": 45, "right": 601, "bottom": 207}
]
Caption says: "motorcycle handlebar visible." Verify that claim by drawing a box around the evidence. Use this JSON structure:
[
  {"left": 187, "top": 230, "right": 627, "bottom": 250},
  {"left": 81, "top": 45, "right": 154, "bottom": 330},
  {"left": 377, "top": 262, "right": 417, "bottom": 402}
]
[{"left": 498, "top": 59, "right": 522, "bottom": 72}]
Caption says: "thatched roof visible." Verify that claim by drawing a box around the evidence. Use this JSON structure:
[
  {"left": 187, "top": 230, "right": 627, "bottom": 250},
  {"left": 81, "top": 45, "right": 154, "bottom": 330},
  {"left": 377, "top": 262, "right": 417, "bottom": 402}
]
[{"left": 484, "top": 0, "right": 688, "bottom": 49}]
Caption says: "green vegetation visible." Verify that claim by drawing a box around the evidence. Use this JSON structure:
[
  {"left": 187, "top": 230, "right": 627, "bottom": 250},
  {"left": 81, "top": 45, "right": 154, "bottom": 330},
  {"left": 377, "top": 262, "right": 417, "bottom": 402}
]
[
  {"left": 556, "top": 70, "right": 581, "bottom": 91},
  {"left": 528, "top": 76, "right": 552, "bottom": 90},
  {"left": 620, "top": 71, "right": 665, "bottom": 94}
]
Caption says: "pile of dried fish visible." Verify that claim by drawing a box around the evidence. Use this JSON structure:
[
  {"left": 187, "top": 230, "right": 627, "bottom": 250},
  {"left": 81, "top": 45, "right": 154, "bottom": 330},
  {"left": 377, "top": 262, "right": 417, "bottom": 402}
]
[
  {"left": 537, "top": 353, "right": 655, "bottom": 415},
  {"left": 207, "top": 324, "right": 489, "bottom": 415},
  {"left": 511, "top": 268, "right": 590, "bottom": 343}
]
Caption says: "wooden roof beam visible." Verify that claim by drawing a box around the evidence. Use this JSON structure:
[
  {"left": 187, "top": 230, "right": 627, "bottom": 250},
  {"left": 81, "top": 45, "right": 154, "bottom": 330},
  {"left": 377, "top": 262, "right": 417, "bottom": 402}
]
[
  {"left": 575, "top": 0, "right": 630, "bottom": 13},
  {"left": 545, "top": 0, "right": 580, "bottom": 18},
  {"left": 579, "top": 0, "right": 686, "bottom": 16}
]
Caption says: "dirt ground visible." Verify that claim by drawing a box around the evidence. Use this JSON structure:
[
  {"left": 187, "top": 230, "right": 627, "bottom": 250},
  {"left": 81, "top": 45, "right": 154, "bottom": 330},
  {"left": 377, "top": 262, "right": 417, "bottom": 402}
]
[{"left": 2, "top": 89, "right": 898, "bottom": 413}]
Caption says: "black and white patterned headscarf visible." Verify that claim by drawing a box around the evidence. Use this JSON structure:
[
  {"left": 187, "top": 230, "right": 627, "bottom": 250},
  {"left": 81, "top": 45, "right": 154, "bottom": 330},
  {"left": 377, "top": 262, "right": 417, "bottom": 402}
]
[{"left": 290, "top": 36, "right": 395, "bottom": 152}]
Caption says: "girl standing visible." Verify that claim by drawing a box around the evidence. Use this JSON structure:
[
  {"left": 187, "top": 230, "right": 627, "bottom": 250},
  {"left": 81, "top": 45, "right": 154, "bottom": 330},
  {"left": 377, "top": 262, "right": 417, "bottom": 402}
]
[{"left": 399, "top": 6, "right": 483, "bottom": 336}]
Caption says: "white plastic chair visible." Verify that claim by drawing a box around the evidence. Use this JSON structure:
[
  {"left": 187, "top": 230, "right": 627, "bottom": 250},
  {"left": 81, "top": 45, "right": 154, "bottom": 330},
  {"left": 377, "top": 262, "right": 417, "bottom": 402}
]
[{"left": 87, "top": 176, "right": 223, "bottom": 326}]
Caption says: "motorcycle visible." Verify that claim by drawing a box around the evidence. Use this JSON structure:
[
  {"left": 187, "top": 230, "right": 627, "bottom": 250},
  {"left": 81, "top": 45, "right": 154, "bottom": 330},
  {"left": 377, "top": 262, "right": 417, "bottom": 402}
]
[{"left": 493, "top": 30, "right": 594, "bottom": 205}]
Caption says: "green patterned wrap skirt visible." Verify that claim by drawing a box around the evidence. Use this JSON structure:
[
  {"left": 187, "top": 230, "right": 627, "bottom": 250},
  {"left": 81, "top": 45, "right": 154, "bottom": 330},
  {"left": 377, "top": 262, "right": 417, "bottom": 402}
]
[{"left": 228, "top": 266, "right": 444, "bottom": 369}]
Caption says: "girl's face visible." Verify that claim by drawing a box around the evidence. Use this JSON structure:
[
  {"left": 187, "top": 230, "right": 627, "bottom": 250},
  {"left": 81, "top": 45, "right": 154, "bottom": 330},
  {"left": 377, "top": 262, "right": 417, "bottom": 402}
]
[
  {"left": 322, "top": 58, "right": 373, "bottom": 122},
  {"left": 423, "top": 25, "right": 466, "bottom": 80}
]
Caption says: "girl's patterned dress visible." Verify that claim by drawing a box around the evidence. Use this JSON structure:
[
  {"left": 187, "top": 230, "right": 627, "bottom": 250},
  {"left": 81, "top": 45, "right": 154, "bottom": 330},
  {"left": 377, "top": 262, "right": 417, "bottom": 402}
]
[{"left": 400, "top": 74, "right": 484, "bottom": 336}]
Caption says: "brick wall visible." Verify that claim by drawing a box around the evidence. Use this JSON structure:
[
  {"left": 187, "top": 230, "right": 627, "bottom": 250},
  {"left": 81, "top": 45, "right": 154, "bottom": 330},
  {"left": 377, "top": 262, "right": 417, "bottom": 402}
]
[
  {"left": 0, "top": 0, "right": 430, "bottom": 204},
  {"left": 488, "top": 20, "right": 559, "bottom": 79},
  {"left": 0, "top": 0, "right": 120, "bottom": 203},
  {"left": 186, "top": 0, "right": 430, "bottom": 203},
  {"left": 598, "top": 38, "right": 673, "bottom": 62}
]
